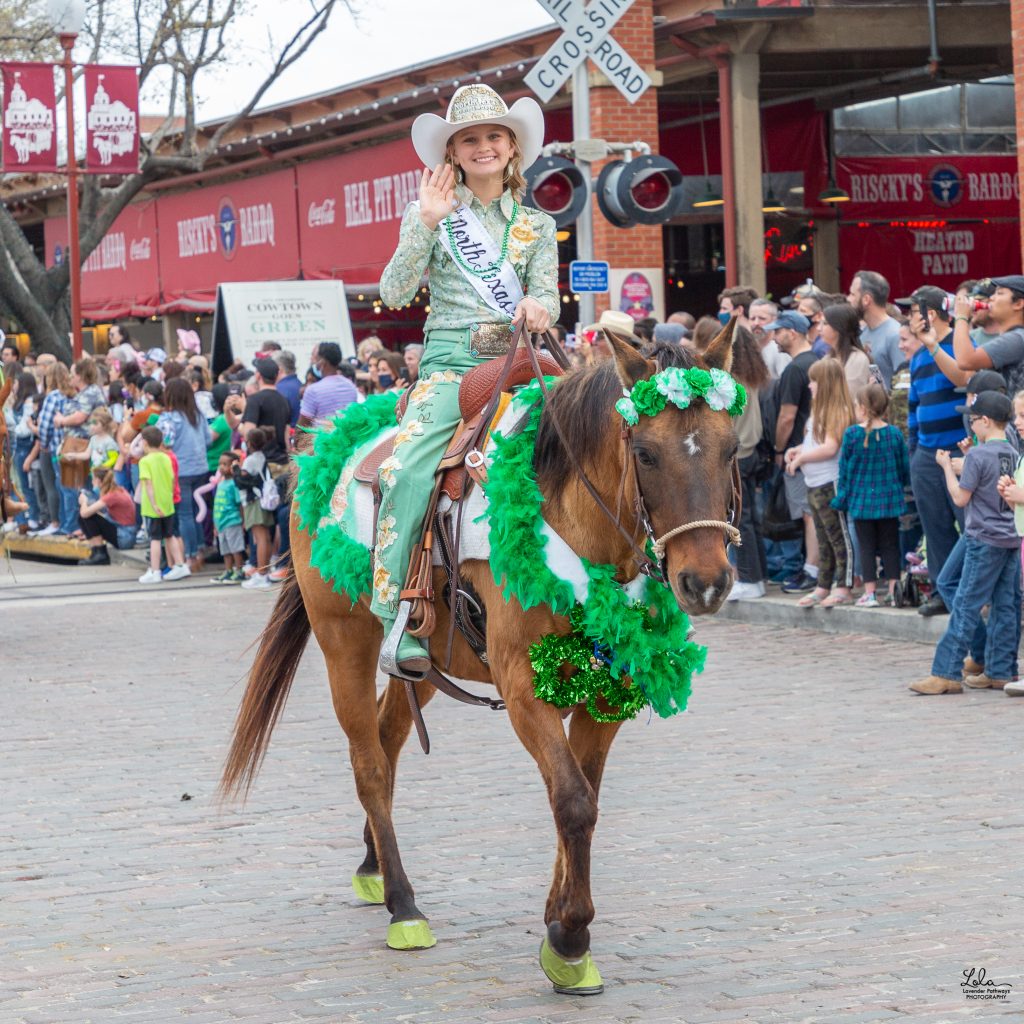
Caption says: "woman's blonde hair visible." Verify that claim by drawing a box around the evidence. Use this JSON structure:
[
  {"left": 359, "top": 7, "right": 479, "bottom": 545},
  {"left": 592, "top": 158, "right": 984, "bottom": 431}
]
[
  {"left": 45, "top": 361, "right": 75, "bottom": 397},
  {"left": 445, "top": 126, "right": 527, "bottom": 199},
  {"left": 91, "top": 464, "right": 117, "bottom": 495},
  {"left": 808, "top": 357, "right": 855, "bottom": 445}
]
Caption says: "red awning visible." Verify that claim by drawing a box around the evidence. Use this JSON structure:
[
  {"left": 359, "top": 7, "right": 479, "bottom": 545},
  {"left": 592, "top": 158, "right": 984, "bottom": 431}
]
[
  {"left": 155, "top": 167, "right": 301, "bottom": 313},
  {"left": 296, "top": 137, "right": 422, "bottom": 284},
  {"left": 45, "top": 201, "right": 161, "bottom": 319}
]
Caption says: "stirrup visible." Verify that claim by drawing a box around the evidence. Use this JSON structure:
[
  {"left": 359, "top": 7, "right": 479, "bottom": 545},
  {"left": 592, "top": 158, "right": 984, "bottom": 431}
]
[{"left": 380, "top": 601, "right": 430, "bottom": 681}]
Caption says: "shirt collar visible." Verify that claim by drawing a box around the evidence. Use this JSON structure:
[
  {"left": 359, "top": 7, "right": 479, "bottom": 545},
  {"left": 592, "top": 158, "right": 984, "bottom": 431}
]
[{"left": 455, "top": 182, "right": 516, "bottom": 219}]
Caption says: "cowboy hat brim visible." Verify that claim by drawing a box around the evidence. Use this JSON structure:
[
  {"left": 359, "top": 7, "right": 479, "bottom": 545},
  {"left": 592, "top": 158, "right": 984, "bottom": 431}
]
[{"left": 411, "top": 96, "right": 544, "bottom": 172}]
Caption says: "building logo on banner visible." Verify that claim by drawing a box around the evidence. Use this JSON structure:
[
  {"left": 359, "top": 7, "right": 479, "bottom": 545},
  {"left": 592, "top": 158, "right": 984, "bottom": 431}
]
[
  {"left": 218, "top": 198, "right": 238, "bottom": 259},
  {"left": 85, "top": 73, "right": 137, "bottom": 169},
  {"left": 1, "top": 65, "right": 57, "bottom": 169},
  {"left": 928, "top": 164, "right": 963, "bottom": 208}
]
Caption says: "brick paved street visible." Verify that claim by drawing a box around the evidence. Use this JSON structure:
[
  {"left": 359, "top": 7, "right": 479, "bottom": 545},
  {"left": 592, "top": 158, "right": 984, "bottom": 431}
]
[{"left": 2, "top": 559, "right": 1022, "bottom": 1023}]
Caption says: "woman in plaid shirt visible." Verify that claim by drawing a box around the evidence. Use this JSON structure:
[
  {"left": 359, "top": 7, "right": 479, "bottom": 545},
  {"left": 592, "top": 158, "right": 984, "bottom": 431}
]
[{"left": 833, "top": 383, "right": 911, "bottom": 607}]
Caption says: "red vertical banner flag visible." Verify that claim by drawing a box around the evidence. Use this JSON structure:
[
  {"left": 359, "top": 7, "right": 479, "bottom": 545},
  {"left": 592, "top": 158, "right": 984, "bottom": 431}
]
[
  {"left": 84, "top": 65, "right": 139, "bottom": 174},
  {"left": 1, "top": 62, "right": 57, "bottom": 171}
]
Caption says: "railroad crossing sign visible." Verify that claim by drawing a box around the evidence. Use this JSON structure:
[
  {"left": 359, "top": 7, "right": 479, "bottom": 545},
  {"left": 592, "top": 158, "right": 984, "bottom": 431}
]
[{"left": 525, "top": 0, "right": 652, "bottom": 106}]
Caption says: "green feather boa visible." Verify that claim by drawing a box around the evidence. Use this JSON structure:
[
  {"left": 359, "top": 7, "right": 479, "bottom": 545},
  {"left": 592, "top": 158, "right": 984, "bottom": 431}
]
[
  {"left": 484, "top": 383, "right": 705, "bottom": 720},
  {"left": 294, "top": 392, "right": 399, "bottom": 605}
]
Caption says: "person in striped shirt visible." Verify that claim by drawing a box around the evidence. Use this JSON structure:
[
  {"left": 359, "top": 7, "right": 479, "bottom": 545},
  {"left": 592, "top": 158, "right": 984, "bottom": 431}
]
[{"left": 906, "top": 285, "right": 968, "bottom": 616}]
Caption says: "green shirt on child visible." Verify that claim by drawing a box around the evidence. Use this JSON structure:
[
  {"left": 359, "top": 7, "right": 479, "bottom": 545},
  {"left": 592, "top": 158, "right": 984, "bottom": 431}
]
[{"left": 138, "top": 450, "right": 174, "bottom": 518}]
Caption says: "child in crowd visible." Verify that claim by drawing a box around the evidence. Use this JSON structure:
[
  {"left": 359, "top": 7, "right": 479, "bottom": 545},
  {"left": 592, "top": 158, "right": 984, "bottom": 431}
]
[
  {"left": 995, "top": 388, "right": 1024, "bottom": 697},
  {"left": 77, "top": 466, "right": 137, "bottom": 566},
  {"left": 234, "top": 427, "right": 275, "bottom": 592},
  {"left": 62, "top": 407, "right": 120, "bottom": 474},
  {"left": 785, "top": 358, "right": 856, "bottom": 608},
  {"left": 136, "top": 425, "right": 188, "bottom": 584},
  {"left": 107, "top": 381, "right": 126, "bottom": 424},
  {"left": 212, "top": 451, "right": 245, "bottom": 585},
  {"left": 833, "top": 383, "right": 910, "bottom": 608},
  {"left": 910, "top": 391, "right": 1021, "bottom": 694}
]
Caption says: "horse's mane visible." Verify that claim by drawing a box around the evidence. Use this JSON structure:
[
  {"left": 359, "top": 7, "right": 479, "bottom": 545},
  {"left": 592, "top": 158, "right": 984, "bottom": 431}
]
[{"left": 534, "top": 342, "right": 700, "bottom": 501}]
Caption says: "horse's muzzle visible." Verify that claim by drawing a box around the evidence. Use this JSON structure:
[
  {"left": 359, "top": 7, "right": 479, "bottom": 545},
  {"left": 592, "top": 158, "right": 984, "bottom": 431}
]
[{"left": 675, "top": 568, "right": 732, "bottom": 615}]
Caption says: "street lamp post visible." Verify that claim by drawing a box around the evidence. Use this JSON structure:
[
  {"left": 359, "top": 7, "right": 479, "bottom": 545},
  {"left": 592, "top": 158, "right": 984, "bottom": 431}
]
[{"left": 46, "top": 0, "right": 86, "bottom": 361}]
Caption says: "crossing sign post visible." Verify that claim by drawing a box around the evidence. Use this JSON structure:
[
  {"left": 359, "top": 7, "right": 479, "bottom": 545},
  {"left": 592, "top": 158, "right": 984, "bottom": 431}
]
[{"left": 524, "top": 0, "right": 651, "bottom": 105}]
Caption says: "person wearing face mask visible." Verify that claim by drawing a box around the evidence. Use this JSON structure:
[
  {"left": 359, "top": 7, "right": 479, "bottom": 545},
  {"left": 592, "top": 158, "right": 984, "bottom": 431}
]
[
  {"left": 848, "top": 270, "right": 901, "bottom": 390},
  {"left": 298, "top": 342, "right": 358, "bottom": 428},
  {"left": 717, "top": 286, "right": 758, "bottom": 329},
  {"left": 371, "top": 350, "right": 405, "bottom": 394}
]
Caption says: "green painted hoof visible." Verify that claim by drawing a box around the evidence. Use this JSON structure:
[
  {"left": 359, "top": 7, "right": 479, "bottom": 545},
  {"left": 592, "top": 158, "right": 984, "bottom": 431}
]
[
  {"left": 539, "top": 937, "right": 604, "bottom": 995},
  {"left": 387, "top": 918, "right": 437, "bottom": 950},
  {"left": 351, "top": 873, "right": 385, "bottom": 904}
]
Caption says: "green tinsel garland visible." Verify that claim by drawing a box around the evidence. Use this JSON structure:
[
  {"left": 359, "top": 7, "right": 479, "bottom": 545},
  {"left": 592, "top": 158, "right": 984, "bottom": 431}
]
[
  {"left": 294, "top": 391, "right": 399, "bottom": 604},
  {"left": 483, "top": 382, "right": 707, "bottom": 721}
]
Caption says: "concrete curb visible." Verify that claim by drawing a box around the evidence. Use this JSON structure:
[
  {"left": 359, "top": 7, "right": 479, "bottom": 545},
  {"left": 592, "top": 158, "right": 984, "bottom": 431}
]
[{"left": 715, "top": 592, "right": 946, "bottom": 646}]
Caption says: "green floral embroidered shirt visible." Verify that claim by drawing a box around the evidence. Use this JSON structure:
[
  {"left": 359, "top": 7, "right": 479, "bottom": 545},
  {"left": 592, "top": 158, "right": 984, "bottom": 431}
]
[{"left": 380, "top": 184, "right": 560, "bottom": 333}]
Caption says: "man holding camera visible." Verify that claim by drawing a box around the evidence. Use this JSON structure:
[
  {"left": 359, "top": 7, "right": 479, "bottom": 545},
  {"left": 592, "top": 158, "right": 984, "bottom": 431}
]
[
  {"left": 948, "top": 276, "right": 1024, "bottom": 398},
  {"left": 906, "top": 286, "right": 970, "bottom": 615}
]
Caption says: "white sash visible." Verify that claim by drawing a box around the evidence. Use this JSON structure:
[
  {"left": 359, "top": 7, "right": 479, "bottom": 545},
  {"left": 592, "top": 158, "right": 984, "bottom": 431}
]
[{"left": 418, "top": 201, "right": 525, "bottom": 319}]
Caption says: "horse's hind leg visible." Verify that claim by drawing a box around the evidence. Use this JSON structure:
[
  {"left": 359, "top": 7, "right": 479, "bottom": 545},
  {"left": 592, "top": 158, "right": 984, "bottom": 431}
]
[
  {"left": 353, "top": 678, "right": 436, "bottom": 905},
  {"left": 321, "top": 610, "right": 438, "bottom": 946}
]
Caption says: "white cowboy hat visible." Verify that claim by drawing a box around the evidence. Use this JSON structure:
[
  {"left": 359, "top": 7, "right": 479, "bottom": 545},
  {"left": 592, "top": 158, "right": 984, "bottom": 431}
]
[
  {"left": 411, "top": 84, "right": 544, "bottom": 171},
  {"left": 582, "top": 309, "right": 640, "bottom": 341}
]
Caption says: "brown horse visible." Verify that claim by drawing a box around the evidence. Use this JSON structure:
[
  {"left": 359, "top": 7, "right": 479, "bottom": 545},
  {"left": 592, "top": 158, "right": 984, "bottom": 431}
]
[{"left": 221, "top": 323, "right": 738, "bottom": 992}]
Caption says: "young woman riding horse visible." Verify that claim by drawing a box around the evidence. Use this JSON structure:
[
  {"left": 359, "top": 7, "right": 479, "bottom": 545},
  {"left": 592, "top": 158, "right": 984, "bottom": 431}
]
[
  {"left": 372, "top": 84, "right": 557, "bottom": 680},
  {"left": 222, "top": 87, "right": 741, "bottom": 995}
]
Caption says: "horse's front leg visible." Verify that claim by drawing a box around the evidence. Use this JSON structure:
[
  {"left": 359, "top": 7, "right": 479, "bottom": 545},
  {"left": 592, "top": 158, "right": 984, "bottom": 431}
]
[
  {"left": 545, "top": 708, "right": 624, "bottom": 928},
  {"left": 490, "top": 633, "right": 605, "bottom": 995}
]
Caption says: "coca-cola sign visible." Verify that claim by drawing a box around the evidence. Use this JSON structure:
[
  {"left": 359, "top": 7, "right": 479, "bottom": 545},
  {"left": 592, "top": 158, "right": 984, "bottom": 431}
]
[
  {"left": 130, "top": 237, "right": 152, "bottom": 261},
  {"left": 307, "top": 198, "right": 336, "bottom": 227}
]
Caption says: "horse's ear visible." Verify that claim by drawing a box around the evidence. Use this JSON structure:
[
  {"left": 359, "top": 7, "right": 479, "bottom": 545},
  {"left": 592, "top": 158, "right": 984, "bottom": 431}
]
[
  {"left": 606, "top": 331, "right": 655, "bottom": 389},
  {"left": 703, "top": 315, "right": 737, "bottom": 372}
]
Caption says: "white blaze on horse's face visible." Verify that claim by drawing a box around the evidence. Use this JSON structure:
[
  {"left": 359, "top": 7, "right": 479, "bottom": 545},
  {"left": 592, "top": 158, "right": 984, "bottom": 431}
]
[{"left": 683, "top": 432, "right": 701, "bottom": 456}]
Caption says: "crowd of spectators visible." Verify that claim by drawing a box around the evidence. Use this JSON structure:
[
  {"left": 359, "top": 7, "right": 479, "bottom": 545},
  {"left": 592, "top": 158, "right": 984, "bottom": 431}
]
[
  {"left": 5, "top": 271, "right": 1024, "bottom": 696},
  {"left": 1, "top": 329, "right": 404, "bottom": 590}
]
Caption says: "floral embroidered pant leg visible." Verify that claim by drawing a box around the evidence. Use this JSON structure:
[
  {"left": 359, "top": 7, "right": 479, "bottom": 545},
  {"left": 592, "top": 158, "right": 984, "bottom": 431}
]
[{"left": 370, "top": 344, "right": 479, "bottom": 620}]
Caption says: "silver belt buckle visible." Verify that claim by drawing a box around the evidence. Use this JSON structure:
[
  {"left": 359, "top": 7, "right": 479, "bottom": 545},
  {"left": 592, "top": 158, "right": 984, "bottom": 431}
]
[{"left": 470, "top": 323, "right": 514, "bottom": 358}]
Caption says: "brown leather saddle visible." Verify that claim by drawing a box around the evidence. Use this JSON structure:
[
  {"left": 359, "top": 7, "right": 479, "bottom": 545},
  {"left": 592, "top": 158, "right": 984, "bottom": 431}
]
[{"left": 354, "top": 348, "right": 563, "bottom": 502}]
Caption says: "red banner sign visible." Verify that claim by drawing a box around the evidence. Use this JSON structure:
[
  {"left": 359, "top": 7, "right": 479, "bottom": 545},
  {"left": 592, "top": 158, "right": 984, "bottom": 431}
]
[
  {"left": 85, "top": 65, "right": 139, "bottom": 174},
  {"left": 836, "top": 156, "right": 1020, "bottom": 220},
  {"left": 2, "top": 62, "right": 57, "bottom": 172},
  {"left": 296, "top": 137, "right": 422, "bottom": 283},
  {"left": 155, "top": 168, "right": 300, "bottom": 312},
  {"left": 45, "top": 202, "right": 160, "bottom": 318},
  {"left": 839, "top": 220, "right": 1021, "bottom": 298}
]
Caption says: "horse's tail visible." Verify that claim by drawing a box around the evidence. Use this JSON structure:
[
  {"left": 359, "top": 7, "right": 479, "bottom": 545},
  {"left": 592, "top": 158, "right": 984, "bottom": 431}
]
[{"left": 219, "top": 573, "right": 311, "bottom": 801}]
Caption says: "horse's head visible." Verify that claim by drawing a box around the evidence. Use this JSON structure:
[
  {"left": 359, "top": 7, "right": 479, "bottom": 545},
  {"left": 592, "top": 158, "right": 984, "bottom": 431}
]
[{"left": 608, "top": 321, "right": 740, "bottom": 615}]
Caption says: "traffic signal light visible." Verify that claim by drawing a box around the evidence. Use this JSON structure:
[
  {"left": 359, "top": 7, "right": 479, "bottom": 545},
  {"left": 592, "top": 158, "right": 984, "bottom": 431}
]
[
  {"left": 524, "top": 156, "right": 588, "bottom": 228},
  {"left": 596, "top": 154, "right": 685, "bottom": 228}
]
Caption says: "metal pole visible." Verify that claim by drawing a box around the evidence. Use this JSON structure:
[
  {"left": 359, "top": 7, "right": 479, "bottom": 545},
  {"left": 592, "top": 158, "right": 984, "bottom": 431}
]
[
  {"left": 61, "top": 33, "right": 83, "bottom": 361},
  {"left": 572, "top": 63, "right": 596, "bottom": 329}
]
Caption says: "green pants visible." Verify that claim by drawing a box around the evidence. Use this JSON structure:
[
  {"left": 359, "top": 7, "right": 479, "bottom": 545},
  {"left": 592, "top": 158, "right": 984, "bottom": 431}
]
[{"left": 370, "top": 328, "right": 491, "bottom": 620}]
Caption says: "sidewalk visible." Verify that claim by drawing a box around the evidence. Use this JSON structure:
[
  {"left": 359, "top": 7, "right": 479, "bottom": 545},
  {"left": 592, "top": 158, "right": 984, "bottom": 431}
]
[{"left": 717, "top": 585, "right": 947, "bottom": 645}]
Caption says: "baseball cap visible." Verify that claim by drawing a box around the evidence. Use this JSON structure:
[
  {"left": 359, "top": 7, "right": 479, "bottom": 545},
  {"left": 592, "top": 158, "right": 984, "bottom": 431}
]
[
  {"left": 895, "top": 285, "right": 949, "bottom": 311},
  {"left": 965, "top": 369, "right": 1007, "bottom": 395},
  {"left": 955, "top": 390, "right": 1012, "bottom": 422},
  {"left": 990, "top": 275, "right": 1024, "bottom": 298},
  {"left": 144, "top": 346, "right": 167, "bottom": 365},
  {"left": 254, "top": 356, "right": 279, "bottom": 383},
  {"left": 653, "top": 323, "right": 688, "bottom": 344},
  {"left": 763, "top": 310, "right": 810, "bottom": 334}
]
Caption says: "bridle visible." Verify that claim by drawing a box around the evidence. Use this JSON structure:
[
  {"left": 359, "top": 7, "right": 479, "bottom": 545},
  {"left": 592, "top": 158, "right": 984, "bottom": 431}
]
[{"left": 525, "top": 331, "right": 743, "bottom": 585}]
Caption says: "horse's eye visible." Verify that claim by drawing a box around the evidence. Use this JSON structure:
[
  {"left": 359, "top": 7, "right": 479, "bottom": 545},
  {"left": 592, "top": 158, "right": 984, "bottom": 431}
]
[{"left": 635, "top": 448, "right": 657, "bottom": 468}]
